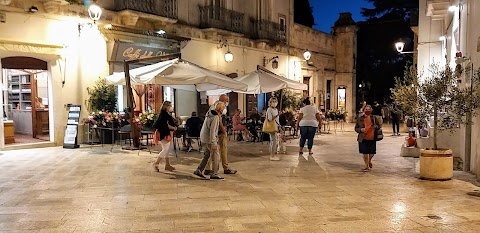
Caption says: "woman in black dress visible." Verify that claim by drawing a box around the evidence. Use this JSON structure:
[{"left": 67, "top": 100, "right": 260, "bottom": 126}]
[{"left": 152, "top": 101, "right": 177, "bottom": 172}]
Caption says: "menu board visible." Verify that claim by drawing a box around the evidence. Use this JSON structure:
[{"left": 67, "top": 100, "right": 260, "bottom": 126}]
[{"left": 63, "top": 105, "right": 81, "bottom": 149}]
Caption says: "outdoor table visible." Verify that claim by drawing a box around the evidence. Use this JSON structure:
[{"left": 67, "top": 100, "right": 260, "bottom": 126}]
[{"left": 139, "top": 130, "right": 155, "bottom": 155}]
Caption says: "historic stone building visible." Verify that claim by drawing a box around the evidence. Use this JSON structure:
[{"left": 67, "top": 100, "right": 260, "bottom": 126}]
[{"left": 0, "top": 0, "right": 357, "bottom": 148}]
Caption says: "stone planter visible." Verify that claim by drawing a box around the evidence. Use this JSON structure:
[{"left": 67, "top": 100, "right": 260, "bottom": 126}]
[{"left": 420, "top": 148, "right": 453, "bottom": 181}]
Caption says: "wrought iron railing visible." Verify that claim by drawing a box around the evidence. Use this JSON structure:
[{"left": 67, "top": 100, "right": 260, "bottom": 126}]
[
  {"left": 253, "top": 20, "right": 287, "bottom": 44},
  {"left": 199, "top": 5, "right": 245, "bottom": 34},
  {"left": 114, "top": 0, "right": 177, "bottom": 19}
]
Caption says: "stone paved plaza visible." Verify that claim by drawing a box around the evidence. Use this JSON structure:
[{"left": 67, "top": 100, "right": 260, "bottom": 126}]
[{"left": 1, "top": 130, "right": 480, "bottom": 233}]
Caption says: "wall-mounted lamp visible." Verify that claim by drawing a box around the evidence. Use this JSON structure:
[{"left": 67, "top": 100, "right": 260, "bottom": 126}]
[
  {"left": 78, "top": 2, "right": 102, "bottom": 36},
  {"left": 449, "top": 0, "right": 467, "bottom": 13},
  {"left": 303, "top": 50, "right": 312, "bottom": 61},
  {"left": 218, "top": 39, "right": 234, "bottom": 63},
  {"left": 394, "top": 41, "right": 415, "bottom": 54},
  {"left": 224, "top": 48, "right": 234, "bottom": 63},
  {"left": 263, "top": 56, "right": 279, "bottom": 69},
  {"left": 28, "top": 6, "right": 38, "bottom": 13},
  {"left": 88, "top": 3, "right": 102, "bottom": 23}
]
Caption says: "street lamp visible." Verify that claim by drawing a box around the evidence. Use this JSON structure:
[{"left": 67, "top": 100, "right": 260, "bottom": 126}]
[
  {"left": 395, "top": 41, "right": 414, "bottom": 54},
  {"left": 303, "top": 50, "right": 311, "bottom": 61},
  {"left": 78, "top": 3, "right": 102, "bottom": 36},
  {"left": 88, "top": 3, "right": 102, "bottom": 23},
  {"left": 224, "top": 48, "right": 234, "bottom": 63}
]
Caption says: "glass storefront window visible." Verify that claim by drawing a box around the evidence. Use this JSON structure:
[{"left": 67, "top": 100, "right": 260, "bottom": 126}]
[
  {"left": 163, "top": 86, "right": 175, "bottom": 108},
  {"left": 337, "top": 87, "right": 346, "bottom": 111}
]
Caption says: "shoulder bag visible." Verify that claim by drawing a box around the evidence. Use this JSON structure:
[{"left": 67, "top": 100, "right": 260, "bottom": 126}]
[
  {"left": 262, "top": 118, "right": 278, "bottom": 134},
  {"left": 373, "top": 116, "right": 383, "bottom": 141}
]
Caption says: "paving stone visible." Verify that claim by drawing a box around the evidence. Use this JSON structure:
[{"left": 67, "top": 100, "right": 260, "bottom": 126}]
[{"left": 0, "top": 130, "right": 480, "bottom": 231}]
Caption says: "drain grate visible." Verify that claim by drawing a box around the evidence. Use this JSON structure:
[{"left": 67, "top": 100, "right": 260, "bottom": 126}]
[{"left": 426, "top": 214, "right": 442, "bottom": 220}]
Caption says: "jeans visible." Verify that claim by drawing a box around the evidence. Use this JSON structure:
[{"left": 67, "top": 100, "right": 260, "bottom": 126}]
[
  {"left": 392, "top": 117, "right": 400, "bottom": 134},
  {"left": 269, "top": 133, "right": 277, "bottom": 155},
  {"left": 299, "top": 126, "right": 317, "bottom": 150},
  {"left": 197, "top": 143, "right": 220, "bottom": 176}
]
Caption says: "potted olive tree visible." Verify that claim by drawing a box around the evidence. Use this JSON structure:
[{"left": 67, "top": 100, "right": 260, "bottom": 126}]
[{"left": 392, "top": 64, "right": 480, "bottom": 180}]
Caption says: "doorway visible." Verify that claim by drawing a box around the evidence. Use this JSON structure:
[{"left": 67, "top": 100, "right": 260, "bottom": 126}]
[{"left": 1, "top": 57, "right": 51, "bottom": 145}]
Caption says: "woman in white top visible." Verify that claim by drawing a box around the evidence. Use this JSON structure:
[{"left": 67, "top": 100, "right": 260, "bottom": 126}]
[
  {"left": 296, "top": 97, "right": 321, "bottom": 155},
  {"left": 266, "top": 97, "right": 280, "bottom": 161}
]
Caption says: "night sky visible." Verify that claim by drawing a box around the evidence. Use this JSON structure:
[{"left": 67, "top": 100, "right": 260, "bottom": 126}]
[{"left": 310, "top": 0, "right": 373, "bottom": 33}]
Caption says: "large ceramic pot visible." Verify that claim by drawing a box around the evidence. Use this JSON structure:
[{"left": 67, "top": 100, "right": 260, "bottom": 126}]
[{"left": 420, "top": 148, "right": 453, "bottom": 181}]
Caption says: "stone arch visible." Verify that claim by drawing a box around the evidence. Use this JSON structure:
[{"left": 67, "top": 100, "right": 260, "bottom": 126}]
[{"left": 1, "top": 56, "right": 47, "bottom": 70}]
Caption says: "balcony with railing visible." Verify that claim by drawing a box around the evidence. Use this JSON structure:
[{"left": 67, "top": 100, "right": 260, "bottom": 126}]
[
  {"left": 114, "top": 0, "right": 177, "bottom": 20},
  {"left": 199, "top": 5, "right": 245, "bottom": 34},
  {"left": 252, "top": 20, "right": 287, "bottom": 44}
]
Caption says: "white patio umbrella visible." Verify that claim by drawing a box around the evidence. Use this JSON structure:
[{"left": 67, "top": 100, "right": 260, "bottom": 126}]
[
  {"left": 105, "top": 58, "right": 248, "bottom": 92},
  {"left": 205, "top": 70, "right": 307, "bottom": 95}
]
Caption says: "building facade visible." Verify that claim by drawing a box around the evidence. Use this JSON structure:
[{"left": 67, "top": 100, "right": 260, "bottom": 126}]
[
  {"left": 417, "top": 0, "right": 480, "bottom": 179},
  {"left": 0, "top": 0, "right": 357, "bottom": 148}
]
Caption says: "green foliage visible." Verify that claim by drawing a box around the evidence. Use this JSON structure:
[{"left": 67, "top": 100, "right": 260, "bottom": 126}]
[
  {"left": 326, "top": 109, "right": 348, "bottom": 121},
  {"left": 356, "top": 0, "right": 417, "bottom": 103},
  {"left": 274, "top": 89, "right": 303, "bottom": 111},
  {"left": 87, "top": 78, "right": 117, "bottom": 113},
  {"left": 294, "top": 0, "right": 315, "bottom": 28},
  {"left": 391, "top": 64, "right": 480, "bottom": 149},
  {"left": 361, "top": 0, "right": 418, "bottom": 22}
]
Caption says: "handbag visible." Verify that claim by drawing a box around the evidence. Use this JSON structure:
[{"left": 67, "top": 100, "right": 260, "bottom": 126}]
[
  {"left": 164, "top": 131, "right": 173, "bottom": 142},
  {"left": 373, "top": 117, "right": 383, "bottom": 141},
  {"left": 262, "top": 119, "right": 278, "bottom": 133}
]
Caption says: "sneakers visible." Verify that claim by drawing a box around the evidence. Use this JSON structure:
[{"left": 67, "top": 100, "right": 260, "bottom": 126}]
[
  {"left": 224, "top": 169, "right": 237, "bottom": 174},
  {"left": 193, "top": 170, "right": 206, "bottom": 179},
  {"left": 210, "top": 174, "right": 224, "bottom": 180},
  {"left": 204, "top": 170, "right": 212, "bottom": 175}
]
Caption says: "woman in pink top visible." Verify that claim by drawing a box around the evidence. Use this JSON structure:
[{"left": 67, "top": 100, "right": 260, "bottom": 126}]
[{"left": 232, "top": 109, "right": 252, "bottom": 141}]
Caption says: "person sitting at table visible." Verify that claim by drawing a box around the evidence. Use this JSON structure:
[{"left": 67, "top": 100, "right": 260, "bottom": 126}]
[
  {"left": 232, "top": 108, "right": 252, "bottom": 141},
  {"left": 185, "top": 111, "right": 203, "bottom": 152},
  {"left": 35, "top": 97, "right": 45, "bottom": 109},
  {"left": 248, "top": 107, "right": 261, "bottom": 142}
]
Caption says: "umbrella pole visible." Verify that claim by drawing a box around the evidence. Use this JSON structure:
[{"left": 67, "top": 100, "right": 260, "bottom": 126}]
[
  {"left": 121, "top": 53, "right": 181, "bottom": 150},
  {"left": 279, "top": 89, "right": 283, "bottom": 112},
  {"left": 125, "top": 62, "right": 141, "bottom": 149}
]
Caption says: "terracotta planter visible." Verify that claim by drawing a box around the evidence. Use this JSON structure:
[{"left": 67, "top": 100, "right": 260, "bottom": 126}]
[{"left": 420, "top": 148, "right": 453, "bottom": 181}]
